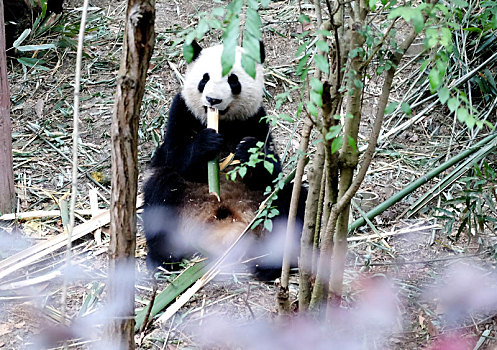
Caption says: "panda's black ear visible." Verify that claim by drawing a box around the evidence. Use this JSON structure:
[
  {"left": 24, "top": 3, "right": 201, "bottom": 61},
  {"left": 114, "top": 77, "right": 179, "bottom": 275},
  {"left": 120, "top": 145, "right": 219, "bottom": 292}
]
[
  {"left": 259, "top": 41, "right": 265, "bottom": 64},
  {"left": 191, "top": 40, "right": 203, "bottom": 61}
]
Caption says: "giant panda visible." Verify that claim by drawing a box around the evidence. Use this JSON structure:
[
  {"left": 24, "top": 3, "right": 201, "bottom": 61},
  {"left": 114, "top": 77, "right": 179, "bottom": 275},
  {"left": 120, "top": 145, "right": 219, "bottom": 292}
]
[{"left": 142, "top": 41, "right": 305, "bottom": 279}]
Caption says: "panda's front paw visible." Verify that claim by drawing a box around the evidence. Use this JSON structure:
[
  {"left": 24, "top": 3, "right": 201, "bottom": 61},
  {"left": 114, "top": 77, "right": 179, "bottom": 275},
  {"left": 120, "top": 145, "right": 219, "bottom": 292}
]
[
  {"left": 235, "top": 136, "right": 259, "bottom": 163},
  {"left": 196, "top": 128, "right": 224, "bottom": 159}
]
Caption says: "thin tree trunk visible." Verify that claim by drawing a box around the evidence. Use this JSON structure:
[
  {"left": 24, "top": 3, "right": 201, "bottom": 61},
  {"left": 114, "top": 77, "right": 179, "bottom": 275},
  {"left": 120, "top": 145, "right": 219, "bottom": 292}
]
[
  {"left": 107, "top": 1, "right": 155, "bottom": 348},
  {"left": 278, "top": 120, "right": 312, "bottom": 314},
  {"left": 327, "top": 17, "right": 419, "bottom": 313},
  {"left": 0, "top": 0, "right": 15, "bottom": 215},
  {"left": 299, "top": 141, "right": 325, "bottom": 311},
  {"left": 327, "top": 0, "right": 368, "bottom": 307}
]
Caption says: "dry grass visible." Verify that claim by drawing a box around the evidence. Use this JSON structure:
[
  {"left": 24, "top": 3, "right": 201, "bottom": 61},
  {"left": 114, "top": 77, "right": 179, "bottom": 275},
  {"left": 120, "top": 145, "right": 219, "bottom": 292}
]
[{"left": 0, "top": 0, "right": 496, "bottom": 349}]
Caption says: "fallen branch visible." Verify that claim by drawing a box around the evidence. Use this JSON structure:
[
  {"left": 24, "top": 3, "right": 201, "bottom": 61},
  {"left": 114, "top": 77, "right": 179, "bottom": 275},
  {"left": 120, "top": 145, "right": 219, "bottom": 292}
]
[
  {"left": 0, "top": 209, "right": 101, "bottom": 221},
  {"left": 0, "top": 195, "right": 144, "bottom": 282},
  {"left": 0, "top": 209, "right": 110, "bottom": 281},
  {"left": 347, "top": 223, "right": 439, "bottom": 242}
]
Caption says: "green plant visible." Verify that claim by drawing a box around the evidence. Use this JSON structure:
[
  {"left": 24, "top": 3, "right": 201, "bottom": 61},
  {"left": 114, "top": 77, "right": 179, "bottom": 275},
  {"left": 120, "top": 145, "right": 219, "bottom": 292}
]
[
  {"left": 13, "top": 2, "right": 111, "bottom": 71},
  {"left": 226, "top": 141, "right": 277, "bottom": 181},
  {"left": 436, "top": 161, "right": 497, "bottom": 240}
]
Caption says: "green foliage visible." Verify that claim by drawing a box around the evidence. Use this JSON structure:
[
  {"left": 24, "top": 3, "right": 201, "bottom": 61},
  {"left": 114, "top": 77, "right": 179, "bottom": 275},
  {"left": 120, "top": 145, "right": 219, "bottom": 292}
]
[
  {"left": 435, "top": 161, "right": 497, "bottom": 241},
  {"left": 183, "top": 0, "right": 263, "bottom": 79},
  {"left": 388, "top": 6, "right": 426, "bottom": 33},
  {"left": 480, "top": 1, "right": 497, "bottom": 29},
  {"left": 241, "top": 4, "right": 263, "bottom": 78},
  {"left": 221, "top": 17, "right": 240, "bottom": 76},
  {"left": 392, "top": 0, "right": 497, "bottom": 130},
  {"left": 226, "top": 141, "right": 277, "bottom": 182},
  {"left": 252, "top": 204, "right": 280, "bottom": 231},
  {"left": 384, "top": 102, "right": 398, "bottom": 115},
  {"left": 325, "top": 125, "right": 342, "bottom": 141},
  {"left": 331, "top": 136, "right": 343, "bottom": 154},
  {"left": 183, "top": 6, "right": 229, "bottom": 62},
  {"left": 385, "top": 0, "right": 491, "bottom": 131},
  {"left": 262, "top": 113, "right": 295, "bottom": 127}
]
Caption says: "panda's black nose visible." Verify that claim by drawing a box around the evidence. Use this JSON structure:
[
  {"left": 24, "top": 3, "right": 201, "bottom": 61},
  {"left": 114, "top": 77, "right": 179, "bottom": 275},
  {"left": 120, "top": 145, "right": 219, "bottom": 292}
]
[{"left": 206, "top": 97, "right": 222, "bottom": 106}]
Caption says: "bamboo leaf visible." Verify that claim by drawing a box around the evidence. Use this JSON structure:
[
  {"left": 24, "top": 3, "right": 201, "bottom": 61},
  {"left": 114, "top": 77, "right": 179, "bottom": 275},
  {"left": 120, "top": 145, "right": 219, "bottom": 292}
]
[
  {"left": 307, "top": 101, "right": 318, "bottom": 117},
  {"left": 401, "top": 102, "right": 411, "bottom": 115},
  {"left": 438, "top": 87, "right": 450, "bottom": 104},
  {"left": 212, "top": 7, "right": 225, "bottom": 17},
  {"left": 16, "top": 57, "right": 50, "bottom": 71},
  {"left": 298, "top": 14, "right": 311, "bottom": 23},
  {"left": 310, "top": 90, "right": 322, "bottom": 108},
  {"left": 264, "top": 161, "right": 274, "bottom": 174},
  {"left": 15, "top": 43, "right": 57, "bottom": 52},
  {"left": 278, "top": 113, "right": 294, "bottom": 122},
  {"left": 315, "top": 40, "right": 329, "bottom": 52},
  {"left": 428, "top": 68, "right": 441, "bottom": 92},
  {"left": 447, "top": 97, "right": 460, "bottom": 112},
  {"left": 196, "top": 19, "right": 210, "bottom": 38},
  {"left": 239, "top": 166, "right": 247, "bottom": 178},
  {"left": 325, "top": 125, "right": 342, "bottom": 140},
  {"left": 242, "top": 54, "right": 257, "bottom": 79},
  {"left": 314, "top": 55, "right": 329, "bottom": 75},
  {"left": 450, "top": 0, "right": 469, "bottom": 7},
  {"left": 331, "top": 136, "right": 343, "bottom": 154},
  {"left": 456, "top": 107, "right": 469, "bottom": 123},
  {"left": 221, "top": 17, "right": 240, "bottom": 76},
  {"left": 385, "top": 102, "right": 398, "bottom": 115},
  {"left": 183, "top": 42, "right": 194, "bottom": 63},
  {"left": 12, "top": 29, "right": 31, "bottom": 48},
  {"left": 245, "top": 8, "right": 262, "bottom": 38},
  {"left": 309, "top": 77, "right": 323, "bottom": 93},
  {"left": 264, "top": 219, "right": 273, "bottom": 231}
]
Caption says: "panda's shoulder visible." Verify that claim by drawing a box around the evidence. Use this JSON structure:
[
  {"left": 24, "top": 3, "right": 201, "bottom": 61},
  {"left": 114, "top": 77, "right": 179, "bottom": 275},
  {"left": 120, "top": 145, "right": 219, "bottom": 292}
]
[
  {"left": 240, "top": 106, "right": 270, "bottom": 129},
  {"left": 167, "top": 93, "right": 202, "bottom": 126},
  {"left": 169, "top": 93, "right": 189, "bottom": 116}
]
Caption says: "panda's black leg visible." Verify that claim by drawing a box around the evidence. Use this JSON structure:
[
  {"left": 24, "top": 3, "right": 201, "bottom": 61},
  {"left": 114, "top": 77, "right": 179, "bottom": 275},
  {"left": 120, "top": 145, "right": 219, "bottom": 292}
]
[
  {"left": 250, "top": 182, "right": 308, "bottom": 281},
  {"left": 145, "top": 234, "right": 184, "bottom": 271},
  {"left": 142, "top": 205, "right": 189, "bottom": 272}
]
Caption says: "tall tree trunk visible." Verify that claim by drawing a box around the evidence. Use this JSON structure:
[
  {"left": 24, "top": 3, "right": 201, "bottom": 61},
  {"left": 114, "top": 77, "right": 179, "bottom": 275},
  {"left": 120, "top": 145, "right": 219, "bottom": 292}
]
[
  {"left": 107, "top": 0, "right": 155, "bottom": 348},
  {"left": 278, "top": 120, "right": 312, "bottom": 314},
  {"left": 0, "top": 0, "right": 15, "bottom": 215},
  {"left": 299, "top": 141, "right": 325, "bottom": 311},
  {"left": 327, "top": 0, "right": 368, "bottom": 307}
]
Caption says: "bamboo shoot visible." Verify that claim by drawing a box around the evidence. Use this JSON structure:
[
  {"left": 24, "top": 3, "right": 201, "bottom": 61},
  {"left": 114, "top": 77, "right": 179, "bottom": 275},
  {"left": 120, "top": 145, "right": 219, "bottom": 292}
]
[{"left": 207, "top": 108, "right": 220, "bottom": 200}]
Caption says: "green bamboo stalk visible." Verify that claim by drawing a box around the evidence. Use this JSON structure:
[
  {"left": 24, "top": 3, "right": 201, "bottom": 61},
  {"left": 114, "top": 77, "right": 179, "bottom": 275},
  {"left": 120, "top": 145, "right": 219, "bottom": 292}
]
[
  {"left": 348, "top": 132, "right": 497, "bottom": 232},
  {"left": 134, "top": 261, "right": 208, "bottom": 332},
  {"left": 208, "top": 157, "right": 220, "bottom": 197},
  {"left": 407, "top": 137, "right": 497, "bottom": 217}
]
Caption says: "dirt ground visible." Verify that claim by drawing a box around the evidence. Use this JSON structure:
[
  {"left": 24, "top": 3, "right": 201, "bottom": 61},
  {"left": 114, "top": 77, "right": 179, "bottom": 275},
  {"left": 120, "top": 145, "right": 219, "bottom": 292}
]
[{"left": 1, "top": 0, "right": 497, "bottom": 349}]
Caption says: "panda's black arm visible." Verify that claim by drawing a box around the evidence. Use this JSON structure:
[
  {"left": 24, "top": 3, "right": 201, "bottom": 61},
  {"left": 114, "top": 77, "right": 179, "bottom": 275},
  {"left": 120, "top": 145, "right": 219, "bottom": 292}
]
[{"left": 150, "top": 94, "right": 222, "bottom": 182}]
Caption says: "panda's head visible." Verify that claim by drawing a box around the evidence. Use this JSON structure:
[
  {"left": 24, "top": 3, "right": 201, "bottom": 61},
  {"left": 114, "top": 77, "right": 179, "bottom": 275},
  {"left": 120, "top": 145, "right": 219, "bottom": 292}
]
[{"left": 181, "top": 41, "right": 265, "bottom": 122}]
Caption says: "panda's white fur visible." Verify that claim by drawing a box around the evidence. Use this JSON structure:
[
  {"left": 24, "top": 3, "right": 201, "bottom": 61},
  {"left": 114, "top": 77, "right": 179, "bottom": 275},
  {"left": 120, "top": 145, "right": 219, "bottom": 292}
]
[{"left": 181, "top": 44, "right": 264, "bottom": 122}]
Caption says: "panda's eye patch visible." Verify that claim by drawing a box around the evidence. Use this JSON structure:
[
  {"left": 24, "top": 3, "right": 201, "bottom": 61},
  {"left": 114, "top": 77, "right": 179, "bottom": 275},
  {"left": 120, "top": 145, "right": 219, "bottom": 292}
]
[
  {"left": 228, "top": 74, "right": 241, "bottom": 95},
  {"left": 198, "top": 73, "right": 210, "bottom": 92}
]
